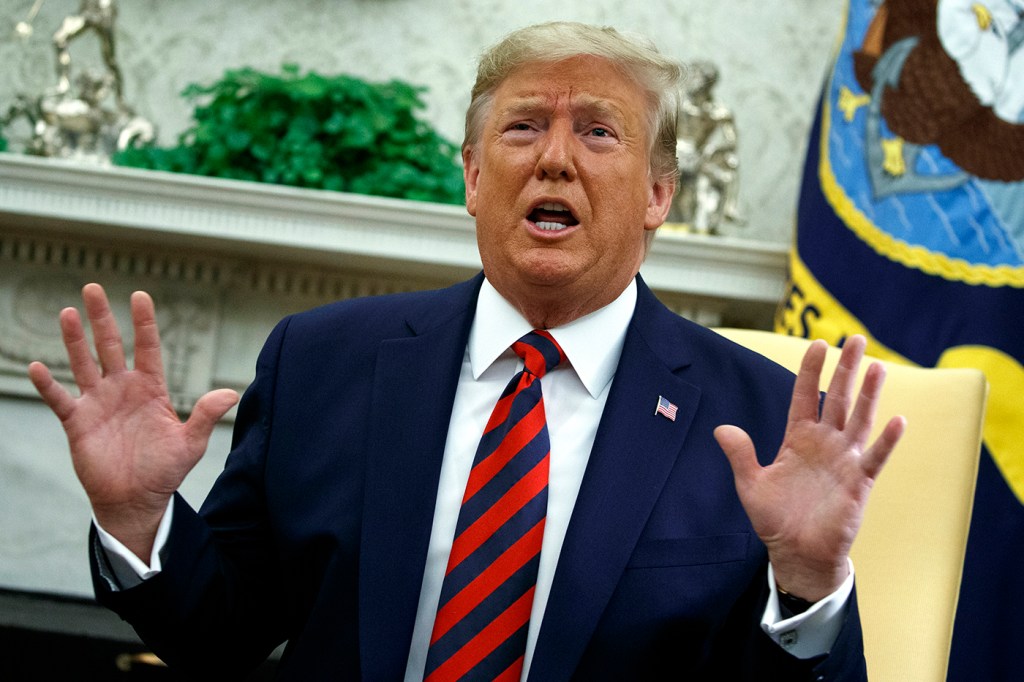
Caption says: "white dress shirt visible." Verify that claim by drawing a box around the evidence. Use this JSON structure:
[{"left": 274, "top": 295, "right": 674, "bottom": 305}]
[
  {"left": 403, "top": 278, "right": 637, "bottom": 680},
  {"left": 96, "top": 277, "right": 850, "bottom": 678}
]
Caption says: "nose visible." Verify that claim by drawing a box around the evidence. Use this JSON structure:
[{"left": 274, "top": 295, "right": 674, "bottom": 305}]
[{"left": 535, "top": 120, "right": 577, "bottom": 181}]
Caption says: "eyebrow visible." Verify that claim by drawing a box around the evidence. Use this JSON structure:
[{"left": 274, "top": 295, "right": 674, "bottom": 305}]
[
  {"left": 570, "top": 95, "right": 627, "bottom": 124},
  {"left": 496, "top": 96, "right": 551, "bottom": 119},
  {"left": 497, "top": 94, "right": 627, "bottom": 124}
]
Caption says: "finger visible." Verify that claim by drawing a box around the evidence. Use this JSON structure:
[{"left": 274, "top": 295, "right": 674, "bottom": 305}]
[
  {"left": 130, "top": 291, "right": 165, "bottom": 378},
  {"left": 82, "top": 283, "right": 127, "bottom": 375},
  {"left": 183, "top": 389, "right": 240, "bottom": 455},
  {"left": 60, "top": 305, "right": 101, "bottom": 390},
  {"left": 787, "top": 339, "right": 828, "bottom": 425},
  {"left": 820, "top": 335, "right": 867, "bottom": 429},
  {"left": 27, "top": 361, "right": 77, "bottom": 422},
  {"left": 846, "top": 361, "right": 887, "bottom": 448},
  {"left": 861, "top": 415, "right": 906, "bottom": 479},
  {"left": 714, "top": 424, "right": 760, "bottom": 487}
]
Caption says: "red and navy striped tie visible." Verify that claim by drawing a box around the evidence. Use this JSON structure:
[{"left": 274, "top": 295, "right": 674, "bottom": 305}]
[{"left": 424, "top": 330, "right": 565, "bottom": 682}]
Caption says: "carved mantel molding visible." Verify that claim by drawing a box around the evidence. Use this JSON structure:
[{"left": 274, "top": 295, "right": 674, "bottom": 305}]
[{"left": 0, "top": 152, "right": 788, "bottom": 412}]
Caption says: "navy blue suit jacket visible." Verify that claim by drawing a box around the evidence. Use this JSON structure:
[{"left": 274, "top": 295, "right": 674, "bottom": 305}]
[{"left": 93, "top": 274, "right": 867, "bottom": 680}]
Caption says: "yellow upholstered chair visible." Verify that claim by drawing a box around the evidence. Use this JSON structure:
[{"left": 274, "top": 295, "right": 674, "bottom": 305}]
[{"left": 713, "top": 328, "right": 987, "bottom": 682}]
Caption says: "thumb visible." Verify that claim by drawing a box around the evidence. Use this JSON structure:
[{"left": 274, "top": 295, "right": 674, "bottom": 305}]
[
  {"left": 714, "top": 424, "right": 759, "bottom": 485},
  {"left": 184, "top": 388, "right": 240, "bottom": 452}
]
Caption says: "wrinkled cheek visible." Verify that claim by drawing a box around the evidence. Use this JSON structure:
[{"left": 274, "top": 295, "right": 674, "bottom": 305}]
[{"left": 476, "top": 226, "right": 520, "bottom": 277}]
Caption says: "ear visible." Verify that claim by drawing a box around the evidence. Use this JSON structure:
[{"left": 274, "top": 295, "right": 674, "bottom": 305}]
[
  {"left": 644, "top": 175, "right": 676, "bottom": 231},
  {"left": 463, "top": 146, "right": 480, "bottom": 217}
]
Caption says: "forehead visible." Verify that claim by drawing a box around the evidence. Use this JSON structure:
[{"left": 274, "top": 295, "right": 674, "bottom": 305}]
[{"left": 490, "top": 56, "right": 648, "bottom": 122}]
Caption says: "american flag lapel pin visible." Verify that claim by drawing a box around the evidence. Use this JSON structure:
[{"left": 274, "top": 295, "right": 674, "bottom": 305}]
[{"left": 655, "top": 395, "right": 678, "bottom": 421}]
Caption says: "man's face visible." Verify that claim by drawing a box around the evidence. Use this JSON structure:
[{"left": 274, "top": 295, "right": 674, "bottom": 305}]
[{"left": 465, "top": 56, "right": 674, "bottom": 323}]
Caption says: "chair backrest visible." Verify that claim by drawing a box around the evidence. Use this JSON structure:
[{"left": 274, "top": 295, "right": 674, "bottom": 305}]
[{"left": 713, "top": 328, "right": 987, "bottom": 682}]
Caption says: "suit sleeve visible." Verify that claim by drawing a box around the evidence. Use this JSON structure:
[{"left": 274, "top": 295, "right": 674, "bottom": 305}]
[
  {"left": 90, "top": 317, "right": 293, "bottom": 676},
  {"left": 711, "top": 572, "right": 868, "bottom": 681}
]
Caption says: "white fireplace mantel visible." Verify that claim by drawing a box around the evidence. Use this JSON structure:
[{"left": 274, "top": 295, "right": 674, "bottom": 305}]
[{"left": 0, "top": 153, "right": 788, "bottom": 311}]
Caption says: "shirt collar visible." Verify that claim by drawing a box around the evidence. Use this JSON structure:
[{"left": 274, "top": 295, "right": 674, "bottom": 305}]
[{"left": 468, "top": 278, "right": 637, "bottom": 398}]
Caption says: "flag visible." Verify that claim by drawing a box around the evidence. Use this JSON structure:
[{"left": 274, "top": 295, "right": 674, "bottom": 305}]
[
  {"left": 775, "top": 1, "right": 1024, "bottom": 679},
  {"left": 655, "top": 396, "right": 678, "bottom": 422}
]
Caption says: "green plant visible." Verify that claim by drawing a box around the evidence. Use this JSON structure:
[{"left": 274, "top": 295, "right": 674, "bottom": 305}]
[{"left": 114, "top": 64, "right": 465, "bottom": 204}]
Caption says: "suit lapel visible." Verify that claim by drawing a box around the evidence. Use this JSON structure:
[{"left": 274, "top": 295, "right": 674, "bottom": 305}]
[
  {"left": 529, "top": 278, "right": 702, "bottom": 681},
  {"left": 358, "top": 276, "right": 482, "bottom": 679}
]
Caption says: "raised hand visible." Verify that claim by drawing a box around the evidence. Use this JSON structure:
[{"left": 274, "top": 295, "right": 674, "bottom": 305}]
[
  {"left": 28, "top": 283, "right": 239, "bottom": 561},
  {"left": 714, "top": 335, "right": 906, "bottom": 601}
]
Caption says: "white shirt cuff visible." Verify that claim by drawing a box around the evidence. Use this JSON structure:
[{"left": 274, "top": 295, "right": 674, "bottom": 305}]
[
  {"left": 760, "top": 559, "right": 855, "bottom": 659},
  {"left": 93, "top": 497, "right": 174, "bottom": 589}
]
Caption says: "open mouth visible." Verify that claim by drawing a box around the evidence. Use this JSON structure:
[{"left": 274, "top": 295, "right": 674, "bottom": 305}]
[{"left": 528, "top": 202, "right": 579, "bottom": 232}]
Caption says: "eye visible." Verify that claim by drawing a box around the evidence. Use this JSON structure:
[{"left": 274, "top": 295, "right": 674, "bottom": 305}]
[{"left": 582, "top": 124, "right": 619, "bottom": 143}]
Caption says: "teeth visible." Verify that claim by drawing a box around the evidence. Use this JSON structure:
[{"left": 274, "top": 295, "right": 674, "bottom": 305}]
[
  {"left": 535, "top": 221, "right": 567, "bottom": 231},
  {"left": 540, "top": 202, "right": 569, "bottom": 212}
]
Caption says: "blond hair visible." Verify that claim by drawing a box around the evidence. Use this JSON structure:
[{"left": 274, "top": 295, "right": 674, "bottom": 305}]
[{"left": 464, "top": 21, "right": 682, "bottom": 186}]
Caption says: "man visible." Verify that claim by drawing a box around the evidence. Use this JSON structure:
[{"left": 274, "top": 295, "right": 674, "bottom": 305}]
[{"left": 29, "top": 21, "right": 904, "bottom": 680}]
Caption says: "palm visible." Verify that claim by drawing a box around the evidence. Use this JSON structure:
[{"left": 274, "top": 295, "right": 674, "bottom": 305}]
[
  {"left": 715, "top": 336, "right": 905, "bottom": 600},
  {"left": 28, "top": 284, "right": 237, "bottom": 555},
  {"left": 63, "top": 371, "right": 201, "bottom": 508}
]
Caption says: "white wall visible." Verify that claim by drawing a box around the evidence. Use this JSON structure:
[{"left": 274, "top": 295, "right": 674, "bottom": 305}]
[{"left": 1, "top": 0, "right": 847, "bottom": 244}]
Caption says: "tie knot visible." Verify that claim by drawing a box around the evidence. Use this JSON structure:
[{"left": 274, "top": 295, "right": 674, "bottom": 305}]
[{"left": 512, "top": 330, "right": 565, "bottom": 379}]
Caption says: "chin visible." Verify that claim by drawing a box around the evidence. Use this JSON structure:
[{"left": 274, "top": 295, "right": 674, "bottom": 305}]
[{"left": 515, "top": 253, "right": 583, "bottom": 288}]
